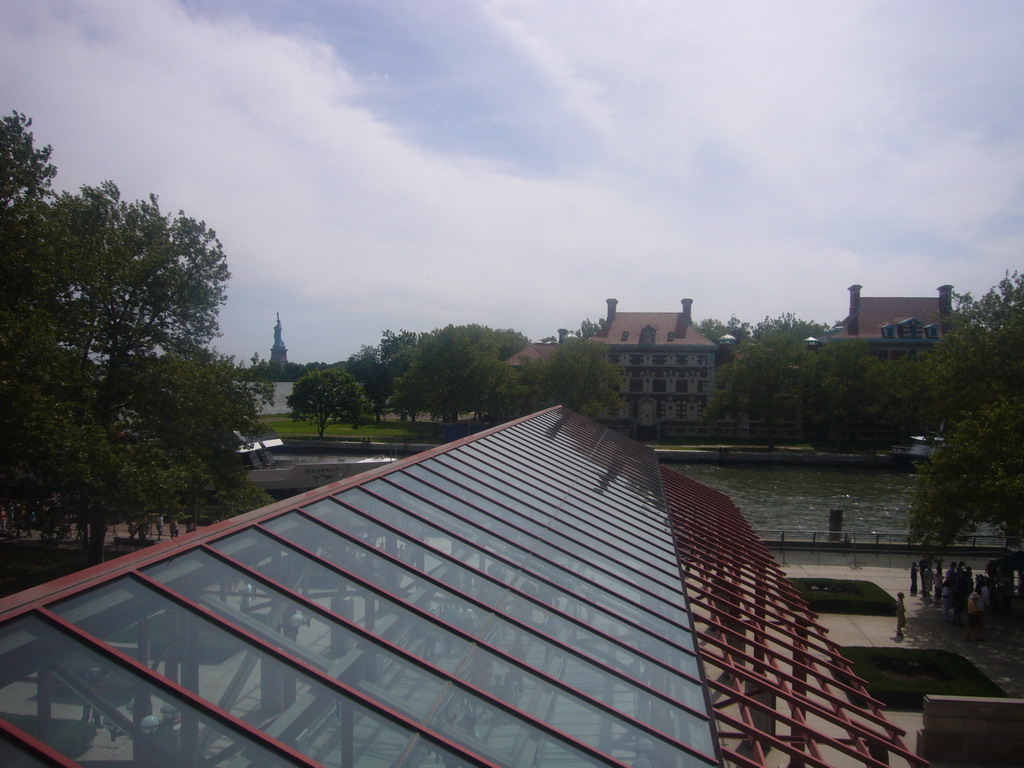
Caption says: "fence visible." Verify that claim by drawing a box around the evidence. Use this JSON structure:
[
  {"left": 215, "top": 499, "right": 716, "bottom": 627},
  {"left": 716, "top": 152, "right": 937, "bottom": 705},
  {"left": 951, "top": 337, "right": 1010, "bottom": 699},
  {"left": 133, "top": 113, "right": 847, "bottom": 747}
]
[{"left": 756, "top": 529, "right": 1012, "bottom": 568}]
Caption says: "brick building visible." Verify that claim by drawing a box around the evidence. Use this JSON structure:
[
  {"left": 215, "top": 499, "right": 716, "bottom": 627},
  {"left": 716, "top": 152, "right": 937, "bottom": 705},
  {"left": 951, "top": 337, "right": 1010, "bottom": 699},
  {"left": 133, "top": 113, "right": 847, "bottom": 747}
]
[
  {"left": 590, "top": 298, "right": 718, "bottom": 440},
  {"left": 824, "top": 284, "right": 952, "bottom": 358}
]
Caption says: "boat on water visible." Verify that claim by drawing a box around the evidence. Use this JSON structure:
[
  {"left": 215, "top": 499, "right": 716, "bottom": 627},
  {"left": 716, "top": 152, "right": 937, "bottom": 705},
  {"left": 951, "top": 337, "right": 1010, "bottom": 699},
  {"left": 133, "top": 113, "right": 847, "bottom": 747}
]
[
  {"left": 238, "top": 435, "right": 396, "bottom": 493},
  {"left": 890, "top": 435, "right": 942, "bottom": 465}
]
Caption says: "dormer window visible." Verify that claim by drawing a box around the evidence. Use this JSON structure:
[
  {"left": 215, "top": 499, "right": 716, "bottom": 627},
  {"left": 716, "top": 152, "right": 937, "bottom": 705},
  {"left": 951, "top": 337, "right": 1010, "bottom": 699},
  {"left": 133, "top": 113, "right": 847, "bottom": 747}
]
[
  {"left": 882, "top": 324, "right": 896, "bottom": 338},
  {"left": 897, "top": 318, "right": 922, "bottom": 338},
  {"left": 621, "top": 331, "right": 630, "bottom": 341},
  {"left": 640, "top": 325, "right": 656, "bottom": 345},
  {"left": 925, "top": 324, "right": 940, "bottom": 339},
  {"left": 667, "top": 331, "right": 676, "bottom": 341}
]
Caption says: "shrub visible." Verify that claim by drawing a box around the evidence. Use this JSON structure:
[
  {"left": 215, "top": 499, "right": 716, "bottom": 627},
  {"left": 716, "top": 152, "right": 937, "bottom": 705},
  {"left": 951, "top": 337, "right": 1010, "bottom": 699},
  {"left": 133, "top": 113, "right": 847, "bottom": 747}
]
[
  {"left": 790, "top": 578, "right": 895, "bottom": 616},
  {"left": 843, "top": 646, "right": 1006, "bottom": 710}
]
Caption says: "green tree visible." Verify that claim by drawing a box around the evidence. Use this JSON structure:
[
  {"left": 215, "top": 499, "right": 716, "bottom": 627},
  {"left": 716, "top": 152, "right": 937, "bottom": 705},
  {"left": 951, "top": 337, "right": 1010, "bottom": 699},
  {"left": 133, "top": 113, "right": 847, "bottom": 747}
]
[
  {"left": 287, "top": 368, "right": 369, "bottom": 437},
  {"left": 752, "top": 313, "right": 829, "bottom": 342},
  {"left": 910, "top": 273, "right": 1024, "bottom": 546},
  {"left": 803, "top": 340, "right": 878, "bottom": 449},
  {"left": 910, "top": 399, "right": 1024, "bottom": 546},
  {"left": 695, "top": 315, "right": 752, "bottom": 342},
  {"left": 868, "top": 354, "right": 934, "bottom": 442},
  {"left": 395, "top": 324, "right": 527, "bottom": 422},
  {"left": 0, "top": 117, "right": 272, "bottom": 563},
  {"left": 703, "top": 333, "right": 808, "bottom": 449},
  {"left": 346, "top": 329, "right": 421, "bottom": 421},
  {"left": 523, "top": 339, "right": 622, "bottom": 417}
]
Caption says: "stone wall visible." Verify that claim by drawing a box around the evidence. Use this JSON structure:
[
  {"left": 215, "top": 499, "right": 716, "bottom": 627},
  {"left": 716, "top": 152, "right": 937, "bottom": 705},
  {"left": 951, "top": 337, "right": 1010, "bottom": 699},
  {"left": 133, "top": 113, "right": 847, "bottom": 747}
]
[{"left": 918, "top": 694, "right": 1024, "bottom": 763}]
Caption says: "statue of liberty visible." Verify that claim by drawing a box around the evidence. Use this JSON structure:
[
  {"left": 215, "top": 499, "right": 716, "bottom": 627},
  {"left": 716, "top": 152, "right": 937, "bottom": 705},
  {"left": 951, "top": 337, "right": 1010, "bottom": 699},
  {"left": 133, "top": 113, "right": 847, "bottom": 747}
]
[{"left": 271, "top": 312, "right": 288, "bottom": 365}]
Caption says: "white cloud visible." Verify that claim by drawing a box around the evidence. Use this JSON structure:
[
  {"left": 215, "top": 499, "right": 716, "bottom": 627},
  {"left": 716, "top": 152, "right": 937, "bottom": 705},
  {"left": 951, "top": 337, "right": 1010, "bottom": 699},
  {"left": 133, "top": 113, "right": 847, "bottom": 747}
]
[{"left": 2, "top": 0, "right": 1022, "bottom": 361}]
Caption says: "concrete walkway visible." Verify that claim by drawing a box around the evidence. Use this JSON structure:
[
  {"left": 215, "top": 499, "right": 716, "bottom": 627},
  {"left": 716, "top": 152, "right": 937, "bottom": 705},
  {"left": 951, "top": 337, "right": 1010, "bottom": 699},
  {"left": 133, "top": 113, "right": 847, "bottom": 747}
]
[{"left": 780, "top": 554, "right": 1024, "bottom": 767}]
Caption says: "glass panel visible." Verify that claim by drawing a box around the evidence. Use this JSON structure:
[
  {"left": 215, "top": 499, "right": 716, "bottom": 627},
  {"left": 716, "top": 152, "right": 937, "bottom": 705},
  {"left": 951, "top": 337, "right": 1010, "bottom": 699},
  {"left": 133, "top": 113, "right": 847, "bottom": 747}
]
[
  {"left": 339, "top": 483, "right": 686, "bottom": 626},
  {"left": 0, "top": 732, "right": 61, "bottom": 768},
  {"left": 145, "top": 550, "right": 451, "bottom": 723},
  {"left": 172, "top": 538, "right": 644, "bottom": 765},
  {"left": 303, "top": 497, "right": 694, "bottom": 652},
  {"left": 0, "top": 615, "right": 300, "bottom": 768},
  {"left": 397, "top": 466, "right": 682, "bottom": 589},
  {"left": 464, "top": 436, "right": 665, "bottom": 525},
  {"left": 222, "top": 527, "right": 713, "bottom": 762},
  {"left": 451, "top": 445, "right": 674, "bottom": 555},
  {"left": 267, "top": 513, "right": 697, "bottom": 670},
  {"left": 50, "top": 579, "right": 444, "bottom": 767}
]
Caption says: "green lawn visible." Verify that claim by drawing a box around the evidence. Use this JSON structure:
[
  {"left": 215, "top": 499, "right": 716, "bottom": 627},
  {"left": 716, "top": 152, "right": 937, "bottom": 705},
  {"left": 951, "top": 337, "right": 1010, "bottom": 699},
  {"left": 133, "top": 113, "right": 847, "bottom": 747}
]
[
  {"left": 843, "top": 646, "right": 1006, "bottom": 710},
  {"left": 790, "top": 577, "right": 896, "bottom": 616},
  {"left": 261, "top": 417, "right": 444, "bottom": 442}
]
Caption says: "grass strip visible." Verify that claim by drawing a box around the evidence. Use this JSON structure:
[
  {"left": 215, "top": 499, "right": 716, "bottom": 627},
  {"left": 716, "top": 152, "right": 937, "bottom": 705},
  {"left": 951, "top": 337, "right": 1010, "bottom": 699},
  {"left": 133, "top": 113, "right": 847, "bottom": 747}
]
[
  {"left": 790, "top": 577, "right": 896, "bottom": 616},
  {"left": 843, "top": 646, "right": 1006, "bottom": 710}
]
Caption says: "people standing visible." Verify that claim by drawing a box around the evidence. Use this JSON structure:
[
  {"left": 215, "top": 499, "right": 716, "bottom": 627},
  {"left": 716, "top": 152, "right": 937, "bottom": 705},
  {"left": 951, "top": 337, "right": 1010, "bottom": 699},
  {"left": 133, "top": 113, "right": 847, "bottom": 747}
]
[
  {"left": 895, "top": 592, "right": 907, "bottom": 638},
  {"left": 920, "top": 560, "right": 932, "bottom": 598},
  {"left": 933, "top": 564, "right": 943, "bottom": 603},
  {"left": 942, "top": 578, "right": 954, "bottom": 623},
  {"left": 966, "top": 590, "right": 984, "bottom": 641},
  {"left": 910, "top": 563, "right": 919, "bottom": 595}
]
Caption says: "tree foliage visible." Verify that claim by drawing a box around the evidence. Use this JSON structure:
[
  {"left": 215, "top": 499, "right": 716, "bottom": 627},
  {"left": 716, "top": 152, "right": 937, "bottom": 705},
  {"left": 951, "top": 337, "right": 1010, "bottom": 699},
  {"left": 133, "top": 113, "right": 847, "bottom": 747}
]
[
  {"left": 703, "top": 333, "right": 809, "bottom": 449},
  {"left": 394, "top": 324, "right": 527, "bottom": 422},
  {"left": 803, "top": 340, "right": 878, "bottom": 449},
  {"left": 346, "top": 329, "right": 420, "bottom": 421},
  {"left": 695, "top": 315, "right": 752, "bottom": 342},
  {"left": 752, "top": 313, "right": 829, "bottom": 342},
  {"left": 910, "top": 273, "right": 1024, "bottom": 546},
  {"left": 287, "top": 368, "right": 369, "bottom": 437},
  {"left": 520, "top": 338, "right": 623, "bottom": 417},
  {"left": 0, "top": 113, "right": 272, "bottom": 562}
]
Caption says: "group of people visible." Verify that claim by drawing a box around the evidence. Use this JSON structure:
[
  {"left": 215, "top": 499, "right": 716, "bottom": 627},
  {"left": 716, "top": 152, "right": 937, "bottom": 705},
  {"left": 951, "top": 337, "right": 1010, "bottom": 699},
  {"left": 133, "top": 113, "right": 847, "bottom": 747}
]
[
  {"left": 905, "top": 558, "right": 1014, "bottom": 641},
  {"left": 125, "top": 515, "right": 192, "bottom": 541},
  {"left": 1, "top": 493, "right": 80, "bottom": 541}
]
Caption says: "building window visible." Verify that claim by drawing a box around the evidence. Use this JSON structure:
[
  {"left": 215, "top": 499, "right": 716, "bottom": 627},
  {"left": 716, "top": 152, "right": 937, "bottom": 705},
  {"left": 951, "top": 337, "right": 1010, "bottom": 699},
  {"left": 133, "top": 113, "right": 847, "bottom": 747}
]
[
  {"left": 621, "top": 331, "right": 630, "bottom": 341},
  {"left": 629, "top": 378, "right": 643, "bottom": 392},
  {"left": 652, "top": 379, "right": 666, "bottom": 393},
  {"left": 667, "top": 331, "right": 676, "bottom": 341},
  {"left": 640, "top": 325, "right": 656, "bottom": 345},
  {"left": 925, "top": 325, "right": 939, "bottom": 339},
  {"left": 882, "top": 325, "right": 895, "bottom": 338}
]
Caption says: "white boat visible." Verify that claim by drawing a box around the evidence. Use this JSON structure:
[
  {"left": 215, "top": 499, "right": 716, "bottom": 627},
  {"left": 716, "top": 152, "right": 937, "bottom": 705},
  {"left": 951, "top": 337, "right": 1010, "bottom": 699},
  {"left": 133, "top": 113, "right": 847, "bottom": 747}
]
[
  {"left": 238, "top": 435, "right": 396, "bottom": 492},
  {"left": 891, "top": 435, "right": 941, "bottom": 463}
]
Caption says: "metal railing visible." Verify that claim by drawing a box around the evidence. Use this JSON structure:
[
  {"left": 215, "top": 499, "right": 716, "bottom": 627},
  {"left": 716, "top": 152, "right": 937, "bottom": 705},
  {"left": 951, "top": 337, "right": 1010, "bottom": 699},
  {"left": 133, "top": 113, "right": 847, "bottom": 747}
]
[
  {"left": 756, "top": 529, "right": 1013, "bottom": 568},
  {"left": 756, "top": 529, "right": 1010, "bottom": 550}
]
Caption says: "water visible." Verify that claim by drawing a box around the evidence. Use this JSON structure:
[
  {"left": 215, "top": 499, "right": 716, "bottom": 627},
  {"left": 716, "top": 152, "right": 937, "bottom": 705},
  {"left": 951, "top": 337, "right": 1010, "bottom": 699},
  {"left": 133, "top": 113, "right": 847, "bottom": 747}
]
[
  {"left": 665, "top": 462, "right": 918, "bottom": 535},
  {"left": 262, "top": 381, "right": 293, "bottom": 415}
]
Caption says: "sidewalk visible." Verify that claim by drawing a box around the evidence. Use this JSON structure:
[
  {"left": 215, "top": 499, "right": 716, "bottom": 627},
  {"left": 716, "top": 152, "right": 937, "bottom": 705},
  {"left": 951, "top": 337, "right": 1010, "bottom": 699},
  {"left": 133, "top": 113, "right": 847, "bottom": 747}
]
[{"left": 780, "top": 556, "right": 1024, "bottom": 767}]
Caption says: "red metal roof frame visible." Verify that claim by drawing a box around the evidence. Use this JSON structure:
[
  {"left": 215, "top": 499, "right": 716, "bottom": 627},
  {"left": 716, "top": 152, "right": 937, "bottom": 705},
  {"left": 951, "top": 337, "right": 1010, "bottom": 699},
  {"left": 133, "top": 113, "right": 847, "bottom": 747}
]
[{"left": 661, "top": 467, "right": 928, "bottom": 768}]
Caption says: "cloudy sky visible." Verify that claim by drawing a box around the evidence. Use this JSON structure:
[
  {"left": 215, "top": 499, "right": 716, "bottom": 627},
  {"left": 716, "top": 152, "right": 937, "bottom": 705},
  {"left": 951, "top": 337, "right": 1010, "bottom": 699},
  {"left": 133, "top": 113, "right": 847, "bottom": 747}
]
[{"left": 3, "top": 1, "right": 1022, "bottom": 362}]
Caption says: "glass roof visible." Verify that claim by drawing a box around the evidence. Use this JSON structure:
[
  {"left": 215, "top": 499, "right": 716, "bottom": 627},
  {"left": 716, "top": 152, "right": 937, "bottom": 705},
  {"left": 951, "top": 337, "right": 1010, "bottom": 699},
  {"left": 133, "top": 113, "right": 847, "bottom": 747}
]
[{"left": 0, "top": 408, "right": 720, "bottom": 767}]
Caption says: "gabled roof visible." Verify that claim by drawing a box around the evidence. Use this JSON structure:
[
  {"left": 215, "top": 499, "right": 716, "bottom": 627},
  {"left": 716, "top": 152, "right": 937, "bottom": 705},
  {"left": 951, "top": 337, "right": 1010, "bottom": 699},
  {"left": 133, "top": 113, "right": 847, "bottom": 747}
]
[
  {"left": 832, "top": 296, "right": 944, "bottom": 340},
  {"left": 592, "top": 313, "right": 715, "bottom": 347},
  {"left": 0, "top": 408, "right": 922, "bottom": 768}
]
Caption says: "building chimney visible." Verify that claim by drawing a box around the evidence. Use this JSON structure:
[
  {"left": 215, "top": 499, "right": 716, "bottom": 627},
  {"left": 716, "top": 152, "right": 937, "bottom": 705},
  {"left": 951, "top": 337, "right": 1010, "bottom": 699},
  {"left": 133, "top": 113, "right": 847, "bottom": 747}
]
[
  {"left": 938, "top": 285, "right": 953, "bottom": 327},
  {"left": 606, "top": 298, "right": 618, "bottom": 323},
  {"left": 847, "top": 284, "right": 862, "bottom": 336},
  {"left": 681, "top": 298, "right": 693, "bottom": 325},
  {"left": 557, "top": 328, "right": 569, "bottom": 344}
]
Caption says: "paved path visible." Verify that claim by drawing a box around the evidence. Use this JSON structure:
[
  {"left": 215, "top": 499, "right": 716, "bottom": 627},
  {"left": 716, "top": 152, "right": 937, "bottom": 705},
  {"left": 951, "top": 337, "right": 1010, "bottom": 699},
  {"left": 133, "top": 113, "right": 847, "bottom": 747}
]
[{"left": 781, "top": 557, "right": 1024, "bottom": 767}]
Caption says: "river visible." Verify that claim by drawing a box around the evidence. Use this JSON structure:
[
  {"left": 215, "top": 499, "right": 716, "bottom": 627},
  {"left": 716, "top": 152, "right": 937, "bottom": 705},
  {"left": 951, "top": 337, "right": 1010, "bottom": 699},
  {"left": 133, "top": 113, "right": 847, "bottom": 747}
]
[{"left": 664, "top": 462, "right": 918, "bottom": 535}]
